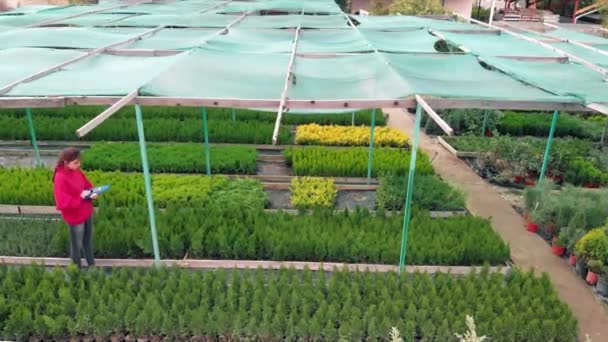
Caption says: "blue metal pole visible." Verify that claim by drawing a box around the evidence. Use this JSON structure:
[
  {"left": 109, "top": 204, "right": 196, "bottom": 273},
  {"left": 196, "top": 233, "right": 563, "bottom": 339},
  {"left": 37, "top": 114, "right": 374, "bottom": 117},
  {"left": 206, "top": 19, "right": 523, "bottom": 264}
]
[
  {"left": 25, "top": 108, "right": 41, "bottom": 167},
  {"left": 231, "top": 108, "right": 236, "bottom": 121},
  {"left": 399, "top": 104, "right": 422, "bottom": 274},
  {"left": 135, "top": 104, "right": 161, "bottom": 265},
  {"left": 201, "top": 107, "right": 211, "bottom": 176},
  {"left": 538, "top": 110, "right": 559, "bottom": 184},
  {"left": 366, "top": 109, "right": 376, "bottom": 184}
]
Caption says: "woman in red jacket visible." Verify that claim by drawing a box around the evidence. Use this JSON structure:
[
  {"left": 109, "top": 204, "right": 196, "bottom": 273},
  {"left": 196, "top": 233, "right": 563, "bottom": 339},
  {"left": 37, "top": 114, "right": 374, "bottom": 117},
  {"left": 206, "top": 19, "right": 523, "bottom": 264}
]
[{"left": 52, "top": 147, "right": 97, "bottom": 268}]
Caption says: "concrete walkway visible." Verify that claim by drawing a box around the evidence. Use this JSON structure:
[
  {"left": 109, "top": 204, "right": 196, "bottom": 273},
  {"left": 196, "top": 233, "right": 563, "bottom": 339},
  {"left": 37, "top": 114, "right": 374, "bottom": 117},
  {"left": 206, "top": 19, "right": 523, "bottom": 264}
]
[{"left": 385, "top": 108, "right": 608, "bottom": 341}]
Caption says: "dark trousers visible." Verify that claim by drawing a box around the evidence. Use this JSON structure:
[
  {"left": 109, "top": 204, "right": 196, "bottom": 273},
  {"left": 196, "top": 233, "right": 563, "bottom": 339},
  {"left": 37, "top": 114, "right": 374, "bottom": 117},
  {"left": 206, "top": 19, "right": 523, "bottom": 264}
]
[{"left": 68, "top": 215, "right": 95, "bottom": 268}]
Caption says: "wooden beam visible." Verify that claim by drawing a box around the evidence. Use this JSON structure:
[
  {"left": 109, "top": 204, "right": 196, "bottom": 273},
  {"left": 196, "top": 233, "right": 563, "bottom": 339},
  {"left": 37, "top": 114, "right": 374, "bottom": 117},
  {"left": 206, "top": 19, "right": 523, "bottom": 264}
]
[
  {"left": 587, "top": 102, "right": 608, "bottom": 117},
  {"left": 0, "top": 25, "right": 167, "bottom": 95},
  {"left": 75, "top": 90, "right": 138, "bottom": 138},
  {"left": 0, "top": 96, "right": 595, "bottom": 111},
  {"left": 415, "top": 95, "right": 453, "bottom": 135},
  {"left": 272, "top": 26, "right": 301, "bottom": 145},
  {"left": 454, "top": 13, "right": 608, "bottom": 78}
]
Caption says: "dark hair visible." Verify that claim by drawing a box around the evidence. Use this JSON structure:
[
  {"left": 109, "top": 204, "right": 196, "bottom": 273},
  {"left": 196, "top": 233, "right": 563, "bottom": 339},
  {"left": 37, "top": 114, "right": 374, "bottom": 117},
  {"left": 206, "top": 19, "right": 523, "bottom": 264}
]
[{"left": 52, "top": 147, "right": 80, "bottom": 182}]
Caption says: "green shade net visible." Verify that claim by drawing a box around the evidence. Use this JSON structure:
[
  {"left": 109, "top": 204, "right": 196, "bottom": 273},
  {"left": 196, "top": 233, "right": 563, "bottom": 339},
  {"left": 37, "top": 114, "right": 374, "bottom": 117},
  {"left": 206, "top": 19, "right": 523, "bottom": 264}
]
[
  {"left": 0, "top": 27, "right": 146, "bottom": 49},
  {"left": 238, "top": 14, "right": 348, "bottom": 28},
  {"left": 7, "top": 53, "right": 181, "bottom": 96},
  {"left": 482, "top": 56, "right": 608, "bottom": 103},
  {"left": 361, "top": 28, "right": 440, "bottom": 53},
  {"left": 120, "top": 1, "right": 230, "bottom": 14},
  {"left": 57, "top": 13, "right": 137, "bottom": 26},
  {"left": 385, "top": 53, "right": 571, "bottom": 102},
  {"left": 298, "top": 29, "right": 369, "bottom": 53},
  {"left": 140, "top": 48, "right": 288, "bottom": 99},
  {"left": 108, "top": 13, "right": 237, "bottom": 28},
  {"left": 351, "top": 15, "right": 481, "bottom": 31},
  {"left": 0, "top": 48, "right": 81, "bottom": 86},
  {"left": 551, "top": 42, "right": 608, "bottom": 68},
  {"left": 205, "top": 28, "right": 294, "bottom": 53},
  {"left": 438, "top": 31, "right": 561, "bottom": 57},
  {"left": 125, "top": 28, "right": 217, "bottom": 50},
  {"left": 218, "top": 0, "right": 342, "bottom": 14},
  {"left": 289, "top": 54, "right": 413, "bottom": 99},
  {"left": 546, "top": 28, "right": 608, "bottom": 45}
]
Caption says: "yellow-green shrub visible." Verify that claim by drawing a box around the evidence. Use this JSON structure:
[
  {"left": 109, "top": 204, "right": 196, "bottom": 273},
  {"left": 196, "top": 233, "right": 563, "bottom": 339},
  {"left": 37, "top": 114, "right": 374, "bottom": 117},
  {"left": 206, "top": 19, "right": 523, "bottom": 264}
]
[
  {"left": 295, "top": 124, "right": 409, "bottom": 147},
  {"left": 289, "top": 176, "right": 337, "bottom": 209}
]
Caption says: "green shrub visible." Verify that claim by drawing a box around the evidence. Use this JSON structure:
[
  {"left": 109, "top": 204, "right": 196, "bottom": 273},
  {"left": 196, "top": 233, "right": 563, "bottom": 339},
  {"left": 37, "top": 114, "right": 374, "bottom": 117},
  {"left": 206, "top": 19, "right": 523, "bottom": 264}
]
[
  {"left": 497, "top": 111, "right": 602, "bottom": 140},
  {"left": 565, "top": 158, "right": 608, "bottom": 186},
  {"left": 0, "top": 206, "right": 509, "bottom": 265},
  {"left": 284, "top": 147, "right": 435, "bottom": 177},
  {"left": 289, "top": 177, "right": 337, "bottom": 209},
  {"left": 83, "top": 143, "right": 257, "bottom": 174},
  {"left": 575, "top": 228, "right": 608, "bottom": 261},
  {"left": 0, "top": 107, "right": 385, "bottom": 143},
  {"left": 389, "top": 0, "right": 445, "bottom": 15},
  {"left": 0, "top": 266, "right": 576, "bottom": 341},
  {"left": 376, "top": 172, "right": 465, "bottom": 211},
  {"left": 0, "top": 168, "right": 267, "bottom": 209}
]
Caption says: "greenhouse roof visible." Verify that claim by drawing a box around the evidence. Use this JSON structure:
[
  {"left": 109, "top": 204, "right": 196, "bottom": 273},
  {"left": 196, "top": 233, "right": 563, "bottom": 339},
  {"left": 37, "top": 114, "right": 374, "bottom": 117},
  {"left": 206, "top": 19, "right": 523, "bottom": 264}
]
[{"left": 0, "top": 0, "right": 607, "bottom": 114}]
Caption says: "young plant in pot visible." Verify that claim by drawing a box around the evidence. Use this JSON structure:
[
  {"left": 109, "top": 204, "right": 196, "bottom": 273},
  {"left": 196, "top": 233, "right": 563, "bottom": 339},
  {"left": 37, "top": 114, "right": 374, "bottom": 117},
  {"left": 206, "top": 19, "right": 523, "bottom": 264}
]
[
  {"left": 558, "top": 225, "right": 585, "bottom": 266},
  {"left": 575, "top": 228, "right": 608, "bottom": 281},
  {"left": 586, "top": 259, "right": 603, "bottom": 286},
  {"left": 523, "top": 182, "right": 553, "bottom": 233},
  {"left": 552, "top": 233, "right": 567, "bottom": 257}
]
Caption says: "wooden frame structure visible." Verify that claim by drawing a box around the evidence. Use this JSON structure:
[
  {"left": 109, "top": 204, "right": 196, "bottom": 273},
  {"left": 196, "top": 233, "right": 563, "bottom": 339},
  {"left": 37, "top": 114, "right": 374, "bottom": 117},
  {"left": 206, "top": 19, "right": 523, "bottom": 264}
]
[{"left": 2, "top": 1, "right": 608, "bottom": 271}]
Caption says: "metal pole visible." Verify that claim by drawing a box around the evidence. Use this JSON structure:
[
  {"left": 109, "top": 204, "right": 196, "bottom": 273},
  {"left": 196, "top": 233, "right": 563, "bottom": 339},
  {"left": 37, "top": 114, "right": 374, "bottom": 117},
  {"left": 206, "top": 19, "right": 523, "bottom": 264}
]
[
  {"left": 135, "top": 104, "right": 161, "bottom": 265},
  {"left": 25, "top": 108, "right": 41, "bottom": 167},
  {"left": 489, "top": 0, "right": 497, "bottom": 26},
  {"left": 201, "top": 107, "right": 211, "bottom": 176},
  {"left": 231, "top": 108, "right": 236, "bottom": 121},
  {"left": 399, "top": 104, "right": 422, "bottom": 274},
  {"left": 366, "top": 109, "right": 376, "bottom": 184},
  {"left": 481, "top": 110, "right": 489, "bottom": 136},
  {"left": 538, "top": 110, "right": 559, "bottom": 184},
  {"left": 352, "top": 111, "right": 355, "bottom": 126}
]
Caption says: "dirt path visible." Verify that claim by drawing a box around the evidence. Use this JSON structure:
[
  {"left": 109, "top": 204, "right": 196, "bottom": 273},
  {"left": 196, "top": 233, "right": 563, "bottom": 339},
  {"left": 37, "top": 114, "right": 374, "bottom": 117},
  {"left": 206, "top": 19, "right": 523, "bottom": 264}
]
[{"left": 385, "top": 108, "right": 608, "bottom": 341}]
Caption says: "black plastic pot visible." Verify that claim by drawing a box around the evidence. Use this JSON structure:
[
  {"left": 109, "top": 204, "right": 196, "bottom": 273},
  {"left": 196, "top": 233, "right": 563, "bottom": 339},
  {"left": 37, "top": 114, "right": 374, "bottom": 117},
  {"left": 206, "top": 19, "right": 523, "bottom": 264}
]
[
  {"left": 597, "top": 276, "right": 608, "bottom": 297},
  {"left": 576, "top": 259, "right": 588, "bottom": 279}
]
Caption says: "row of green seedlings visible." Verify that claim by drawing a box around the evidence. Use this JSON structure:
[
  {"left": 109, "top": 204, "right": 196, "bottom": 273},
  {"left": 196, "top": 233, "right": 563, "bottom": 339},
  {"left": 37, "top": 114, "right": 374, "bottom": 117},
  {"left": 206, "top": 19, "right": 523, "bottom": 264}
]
[
  {"left": 424, "top": 109, "right": 606, "bottom": 141},
  {"left": 0, "top": 266, "right": 576, "bottom": 341},
  {"left": 82, "top": 145, "right": 429, "bottom": 178},
  {"left": 0, "top": 107, "right": 385, "bottom": 144},
  {"left": 0, "top": 205, "right": 510, "bottom": 265},
  {"left": 0, "top": 166, "right": 466, "bottom": 212},
  {"left": 443, "top": 136, "right": 608, "bottom": 187}
]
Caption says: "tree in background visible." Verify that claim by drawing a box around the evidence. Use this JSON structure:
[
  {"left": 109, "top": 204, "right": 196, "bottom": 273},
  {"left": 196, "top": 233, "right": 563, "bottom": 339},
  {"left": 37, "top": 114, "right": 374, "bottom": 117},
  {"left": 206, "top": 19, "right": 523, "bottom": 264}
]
[
  {"left": 371, "top": 0, "right": 390, "bottom": 15},
  {"left": 389, "top": 0, "right": 446, "bottom": 15}
]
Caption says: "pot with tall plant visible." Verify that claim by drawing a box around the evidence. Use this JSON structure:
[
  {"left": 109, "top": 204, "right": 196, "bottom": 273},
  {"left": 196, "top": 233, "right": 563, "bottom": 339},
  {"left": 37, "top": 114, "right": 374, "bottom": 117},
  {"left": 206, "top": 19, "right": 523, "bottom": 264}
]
[
  {"left": 594, "top": 262, "right": 608, "bottom": 298},
  {"left": 523, "top": 183, "right": 553, "bottom": 233}
]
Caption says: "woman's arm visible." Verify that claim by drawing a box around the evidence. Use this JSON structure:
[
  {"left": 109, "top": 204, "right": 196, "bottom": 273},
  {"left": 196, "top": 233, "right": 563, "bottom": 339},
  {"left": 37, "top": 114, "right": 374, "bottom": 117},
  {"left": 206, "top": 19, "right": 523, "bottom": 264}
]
[{"left": 53, "top": 176, "right": 84, "bottom": 210}]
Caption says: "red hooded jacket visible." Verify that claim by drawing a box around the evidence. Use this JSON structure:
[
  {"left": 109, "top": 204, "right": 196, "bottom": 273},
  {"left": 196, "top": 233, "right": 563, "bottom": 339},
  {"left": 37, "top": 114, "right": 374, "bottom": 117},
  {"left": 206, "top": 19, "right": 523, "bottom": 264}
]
[{"left": 53, "top": 166, "right": 94, "bottom": 225}]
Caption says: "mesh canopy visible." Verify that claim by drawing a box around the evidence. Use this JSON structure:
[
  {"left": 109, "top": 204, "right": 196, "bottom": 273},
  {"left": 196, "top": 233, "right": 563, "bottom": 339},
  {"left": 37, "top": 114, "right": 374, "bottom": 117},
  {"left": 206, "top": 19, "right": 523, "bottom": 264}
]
[
  {"left": 238, "top": 14, "right": 348, "bottom": 28},
  {"left": 361, "top": 29, "right": 440, "bottom": 53},
  {"left": 205, "top": 28, "right": 294, "bottom": 53},
  {"left": 546, "top": 28, "right": 608, "bottom": 45},
  {"left": 0, "top": 0, "right": 606, "bottom": 109},
  {"left": 298, "top": 29, "right": 369, "bottom": 53},
  {"left": 551, "top": 42, "right": 608, "bottom": 68},
  {"left": 56, "top": 13, "right": 136, "bottom": 26},
  {"left": 7, "top": 53, "right": 180, "bottom": 96},
  {"left": 0, "top": 48, "right": 81, "bottom": 86},
  {"left": 483, "top": 56, "right": 608, "bottom": 103},
  {"left": 0, "top": 5, "right": 64, "bottom": 14},
  {"left": 386, "top": 53, "right": 567, "bottom": 101},
  {"left": 0, "top": 27, "right": 146, "bottom": 49},
  {"left": 126, "top": 28, "right": 217, "bottom": 50},
  {"left": 289, "top": 54, "right": 413, "bottom": 100},
  {"left": 140, "top": 48, "right": 289, "bottom": 99},
  {"left": 351, "top": 15, "right": 481, "bottom": 31},
  {"left": 439, "top": 31, "right": 561, "bottom": 57}
]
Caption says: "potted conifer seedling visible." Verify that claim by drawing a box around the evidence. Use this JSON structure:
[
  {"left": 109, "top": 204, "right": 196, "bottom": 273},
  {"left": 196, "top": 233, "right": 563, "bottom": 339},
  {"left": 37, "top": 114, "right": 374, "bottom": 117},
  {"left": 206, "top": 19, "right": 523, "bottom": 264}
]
[
  {"left": 575, "top": 229, "right": 608, "bottom": 281},
  {"left": 586, "top": 259, "right": 602, "bottom": 286},
  {"left": 595, "top": 262, "right": 608, "bottom": 298}
]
